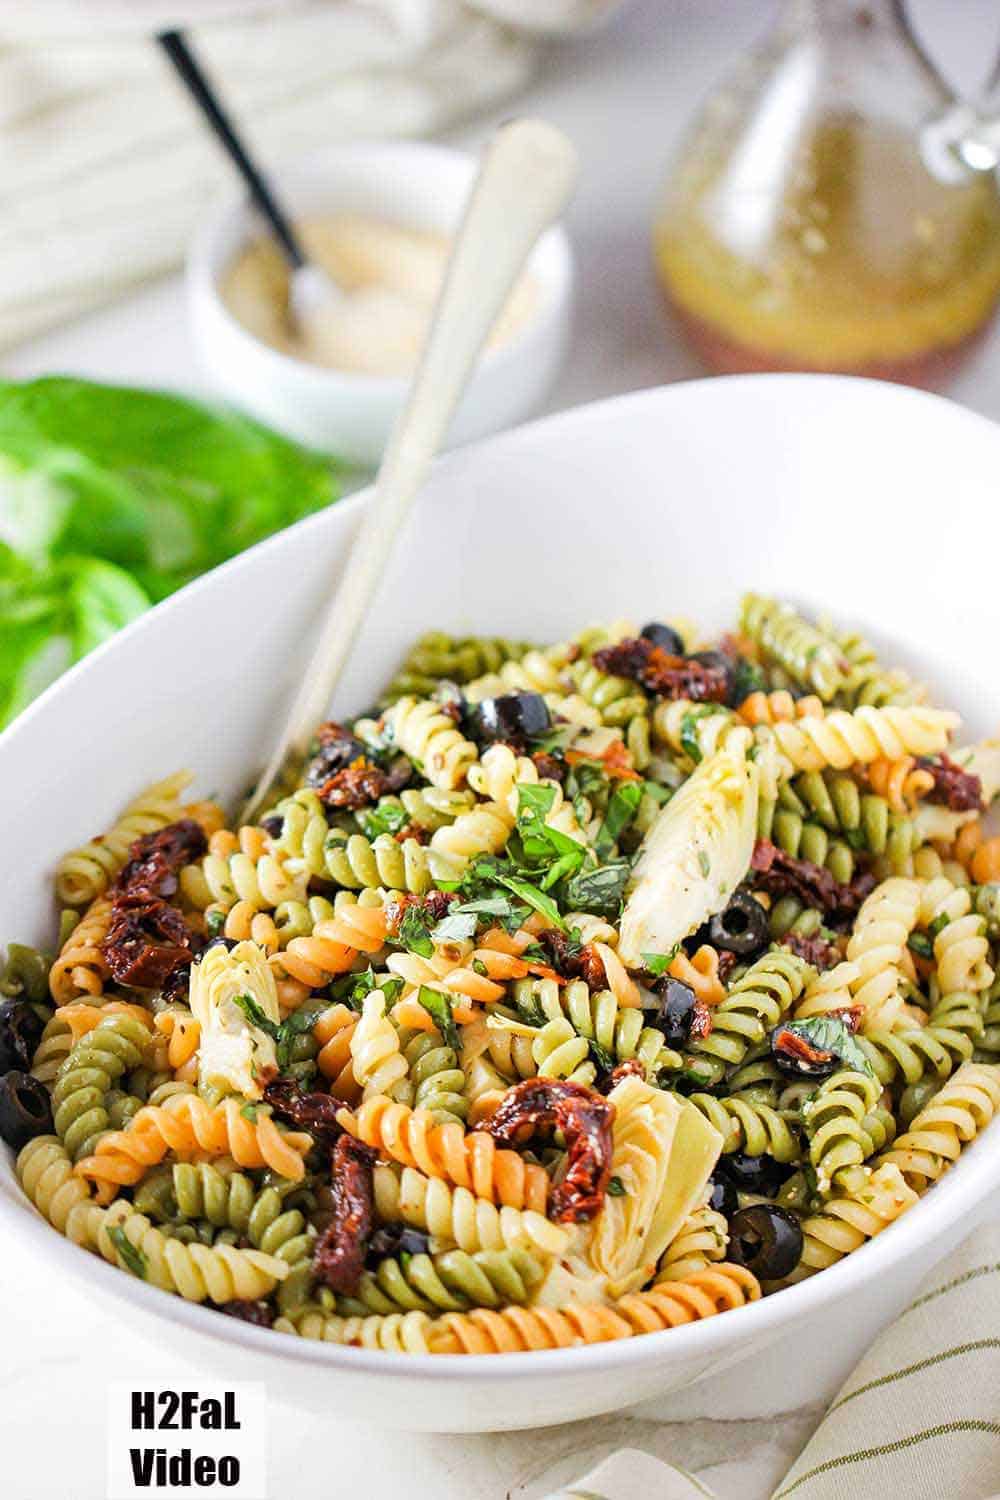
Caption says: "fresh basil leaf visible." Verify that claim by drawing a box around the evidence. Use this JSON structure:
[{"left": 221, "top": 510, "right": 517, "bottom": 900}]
[
  {"left": 274, "top": 1003, "right": 326, "bottom": 1071},
  {"left": 397, "top": 906, "right": 434, "bottom": 958},
  {"left": 329, "top": 967, "right": 403, "bottom": 1013},
  {"left": 907, "top": 932, "right": 934, "bottom": 959},
  {"left": 494, "top": 872, "right": 565, "bottom": 930},
  {"left": 357, "top": 797, "right": 409, "bottom": 840},
  {"left": 679, "top": 706, "right": 714, "bottom": 763},
  {"left": 563, "top": 859, "right": 630, "bottom": 921},
  {"left": 641, "top": 947, "right": 679, "bottom": 978},
  {"left": 240, "top": 1102, "right": 259, "bottom": 1122},
  {"left": 594, "top": 780, "right": 643, "bottom": 860},
  {"left": 232, "top": 993, "right": 280, "bottom": 1041},
  {"left": 417, "top": 986, "right": 460, "bottom": 1051},
  {"left": 607, "top": 1175, "right": 627, "bottom": 1197},
  {"left": 0, "top": 377, "right": 340, "bottom": 725},
  {"left": 527, "top": 723, "right": 575, "bottom": 755},
  {"left": 641, "top": 780, "right": 672, "bottom": 806},
  {"left": 782, "top": 1017, "right": 873, "bottom": 1077},
  {"left": 588, "top": 1038, "right": 615, "bottom": 1074},
  {"left": 108, "top": 1225, "right": 148, "bottom": 1279},
  {"left": 730, "top": 656, "right": 765, "bottom": 703}
]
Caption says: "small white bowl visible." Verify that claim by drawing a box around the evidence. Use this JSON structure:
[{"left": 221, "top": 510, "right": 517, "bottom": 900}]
[{"left": 187, "top": 141, "right": 574, "bottom": 466}]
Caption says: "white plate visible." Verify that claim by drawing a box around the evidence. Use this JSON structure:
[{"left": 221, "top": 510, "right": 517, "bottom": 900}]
[{"left": 2, "top": 374, "right": 998, "bottom": 1432}]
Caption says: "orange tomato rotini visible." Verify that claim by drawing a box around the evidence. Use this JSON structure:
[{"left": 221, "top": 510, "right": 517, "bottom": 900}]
[
  {"left": 339, "top": 1097, "right": 548, "bottom": 1211},
  {"left": 48, "top": 898, "right": 112, "bottom": 1004},
  {"left": 74, "top": 1096, "right": 313, "bottom": 1203}
]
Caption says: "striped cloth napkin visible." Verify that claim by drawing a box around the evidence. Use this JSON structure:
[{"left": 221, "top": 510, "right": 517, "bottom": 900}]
[{"left": 543, "top": 1223, "right": 1000, "bottom": 1500}]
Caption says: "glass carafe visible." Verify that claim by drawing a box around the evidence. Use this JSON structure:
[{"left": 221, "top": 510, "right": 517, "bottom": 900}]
[{"left": 654, "top": 0, "right": 1000, "bottom": 386}]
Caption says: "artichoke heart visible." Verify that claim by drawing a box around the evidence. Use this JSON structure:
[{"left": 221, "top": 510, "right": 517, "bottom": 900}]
[
  {"left": 531, "top": 1077, "right": 722, "bottom": 1306},
  {"left": 188, "top": 939, "right": 279, "bottom": 1100},
  {"left": 618, "top": 744, "right": 759, "bottom": 968}
]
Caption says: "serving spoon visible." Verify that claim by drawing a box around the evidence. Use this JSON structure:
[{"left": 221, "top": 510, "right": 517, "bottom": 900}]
[
  {"left": 240, "top": 117, "right": 579, "bottom": 823},
  {"left": 157, "top": 28, "right": 339, "bottom": 326}
]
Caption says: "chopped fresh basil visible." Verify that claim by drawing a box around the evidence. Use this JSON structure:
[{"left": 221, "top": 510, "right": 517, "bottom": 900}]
[
  {"left": 641, "top": 947, "right": 679, "bottom": 978},
  {"left": 730, "top": 656, "right": 765, "bottom": 703},
  {"left": 907, "top": 932, "right": 934, "bottom": 959},
  {"left": 563, "top": 859, "right": 630, "bottom": 921},
  {"left": 108, "top": 1226, "right": 147, "bottom": 1279},
  {"left": 472, "top": 958, "right": 489, "bottom": 977},
  {"left": 679, "top": 705, "right": 715, "bottom": 763},
  {"left": 397, "top": 906, "right": 435, "bottom": 958},
  {"left": 205, "top": 909, "right": 226, "bottom": 937},
  {"left": 232, "top": 993, "right": 280, "bottom": 1041},
  {"left": 513, "top": 783, "right": 587, "bottom": 886},
  {"left": 588, "top": 1038, "right": 615, "bottom": 1074},
  {"left": 607, "top": 1175, "right": 627, "bottom": 1197},
  {"left": 417, "top": 986, "right": 460, "bottom": 1051},
  {"left": 357, "top": 797, "right": 409, "bottom": 840},
  {"left": 274, "top": 1003, "right": 326, "bottom": 1071},
  {"left": 594, "top": 780, "right": 643, "bottom": 860},
  {"left": 781, "top": 1016, "right": 873, "bottom": 1077},
  {"left": 498, "top": 873, "right": 566, "bottom": 929},
  {"left": 329, "top": 967, "right": 403, "bottom": 1013},
  {"left": 928, "top": 913, "right": 950, "bottom": 938},
  {"left": 240, "top": 1102, "right": 259, "bottom": 1121},
  {"left": 641, "top": 780, "right": 672, "bottom": 806},
  {"left": 527, "top": 722, "right": 576, "bottom": 755}
]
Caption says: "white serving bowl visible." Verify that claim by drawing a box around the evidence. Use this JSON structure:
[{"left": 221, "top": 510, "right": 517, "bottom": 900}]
[
  {"left": 3, "top": 376, "right": 999, "bottom": 1432},
  {"left": 187, "top": 141, "right": 574, "bottom": 466}
]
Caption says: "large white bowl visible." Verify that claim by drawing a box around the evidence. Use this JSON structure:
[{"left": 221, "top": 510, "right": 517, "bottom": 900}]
[{"left": 2, "top": 375, "right": 999, "bottom": 1432}]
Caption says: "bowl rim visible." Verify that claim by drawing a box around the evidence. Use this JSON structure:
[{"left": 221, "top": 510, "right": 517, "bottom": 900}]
[
  {"left": 186, "top": 137, "right": 575, "bottom": 394},
  {"left": 4, "top": 373, "right": 999, "bottom": 1384}
]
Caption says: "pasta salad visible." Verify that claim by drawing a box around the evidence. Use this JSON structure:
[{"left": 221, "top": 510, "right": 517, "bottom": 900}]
[{"left": 4, "top": 594, "right": 1000, "bottom": 1355}]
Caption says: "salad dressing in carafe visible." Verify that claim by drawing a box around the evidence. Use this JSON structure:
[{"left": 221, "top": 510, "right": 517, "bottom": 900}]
[{"left": 654, "top": 0, "right": 1000, "bottom": 386}]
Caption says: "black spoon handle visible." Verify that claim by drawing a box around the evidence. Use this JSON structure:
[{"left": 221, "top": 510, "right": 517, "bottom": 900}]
[{"left": 157, "top": 28, "right": 306, "bottom": 269}]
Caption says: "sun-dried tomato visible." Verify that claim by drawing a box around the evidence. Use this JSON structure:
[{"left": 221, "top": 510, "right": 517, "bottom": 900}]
[
  {"left": 312, "top": 1132, "right": 378, "bottom": 1295},
  {"left": 219, "top": 1300, "right": 274, "bottom": 1327},
  {"left": 484, "top": 1078, "right": 615, "bottom": 1223},
  {"left": 688, "top": 996, "right": 713, "bottom": 1041},
  {"left": 772, "top": 1027, "right": 836, "bottom": 1069},
  {"left": 530, "top": 751, "right": 566, "bottom": 784},
  {"left": 781, "top": 931, "right": 843, "bottom": 971},
  {"left": 104, "top": 897, "right": 200, "bottom": 988},
  {"left": 535, "top": 930, "right": 607, "bottom": 988},
  {"left": 115, "top": 818, "right": 207, "bottom": 902},
  {"left": 316, "top": 758, "right": 393, "bottom": 811},
  {"left": 264, "top": 1077, "right": 343, "bottom": 1147},
  {"left": 394, "top": 823, "right": 428, "bottom": 846},
  {"left": 101, "top": 820, "right": 206, "bottom": 990},
  {"left": 591, "top": 638, "right": 729, "bottom": 702},
  {"left": 595, "top": 1058, "right": 645, "bottom": 1095},
  {"left": 750, "top": 840, "right": 874, "bottom": 922},
  {"left": 917, "top": 754, "right": 984, "bottom": 813},
  {"left": 384, "top": 889, "right": 456, "bottom": 936}
]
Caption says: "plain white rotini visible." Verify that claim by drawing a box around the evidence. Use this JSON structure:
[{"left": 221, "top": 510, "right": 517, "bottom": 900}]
[
  {"left": 918, "top": 877, "right": 994, "bottom": 995},
  {"left": 350, "top": 991, "right": 410, "bottom": 1101},
  {"left": 757, "top": 705, "right": 958, "bottom": 775},
  {"left": 54, "top": 772, "right": 193, "bottom": 907},
  {"left": 847, "top": 877, "right": 922, "bottom": 1032},
  {"left": 385, "top": 697, "right": 478, "bottom": 790}
]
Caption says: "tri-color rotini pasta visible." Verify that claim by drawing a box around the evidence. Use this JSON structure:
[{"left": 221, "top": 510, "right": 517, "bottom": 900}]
[{"left": 4, "top": 594, "right": 1000, "bottom": 1353}]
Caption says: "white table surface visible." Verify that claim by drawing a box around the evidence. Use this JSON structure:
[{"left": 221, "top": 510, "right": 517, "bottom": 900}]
[{"left": 5, "top": 2, "right": 1000, "bottom": 1496}]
